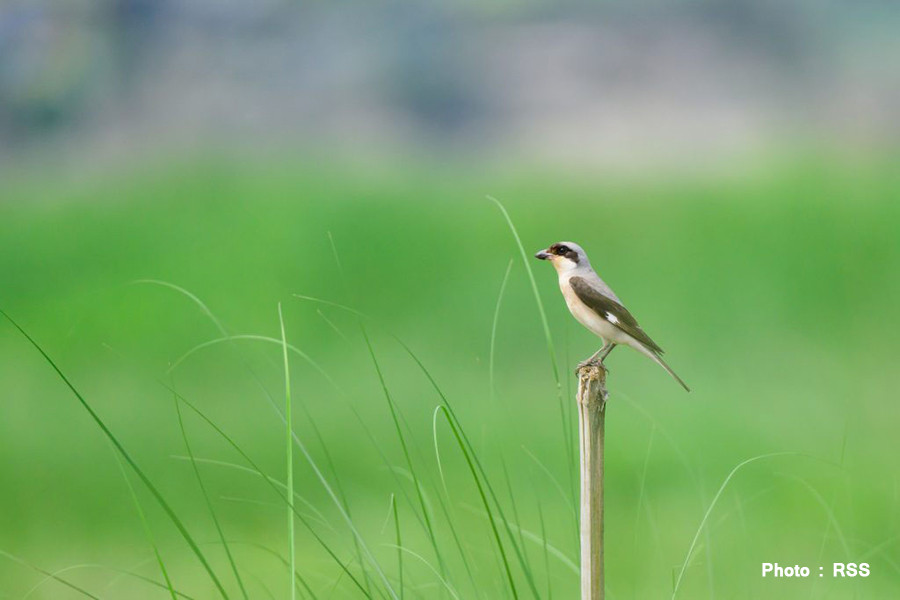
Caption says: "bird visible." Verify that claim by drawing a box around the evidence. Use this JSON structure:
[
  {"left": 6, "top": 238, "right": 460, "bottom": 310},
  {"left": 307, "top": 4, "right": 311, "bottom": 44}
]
[{"left": 535, "top": 241, "right": 690, "bottom": 391}]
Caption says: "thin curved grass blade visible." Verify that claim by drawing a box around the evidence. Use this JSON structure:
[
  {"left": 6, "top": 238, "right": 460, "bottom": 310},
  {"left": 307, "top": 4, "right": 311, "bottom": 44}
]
[{"left": 0, "top": 309, "right": 230, "bottom": 599}]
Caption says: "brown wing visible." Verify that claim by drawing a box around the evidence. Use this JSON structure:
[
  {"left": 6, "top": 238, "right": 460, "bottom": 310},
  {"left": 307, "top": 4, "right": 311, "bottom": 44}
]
[{"left": 569, "top": 276, "right": 664, "bottom": 354}]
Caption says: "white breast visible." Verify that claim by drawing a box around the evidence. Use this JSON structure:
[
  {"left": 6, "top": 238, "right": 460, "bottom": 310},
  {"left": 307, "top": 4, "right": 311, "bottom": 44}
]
[{"left": 559, "top": 277, "right": 633, "bottom": 345}]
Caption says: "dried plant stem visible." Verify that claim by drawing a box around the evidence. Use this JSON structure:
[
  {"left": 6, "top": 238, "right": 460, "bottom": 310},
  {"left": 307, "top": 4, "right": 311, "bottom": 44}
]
[{"left": 576, "top": 363, "right": 608, "bottom": 599}]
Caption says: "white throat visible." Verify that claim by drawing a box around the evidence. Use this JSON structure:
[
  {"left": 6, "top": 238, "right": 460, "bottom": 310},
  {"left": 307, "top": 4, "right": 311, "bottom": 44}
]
[{"left": 552, "top": 257, "right": 582, "bottom": 278}]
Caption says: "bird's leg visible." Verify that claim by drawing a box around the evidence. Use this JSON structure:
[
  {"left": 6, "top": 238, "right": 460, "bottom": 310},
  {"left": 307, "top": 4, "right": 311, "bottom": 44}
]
[
  {"left": 577, "top": 342, "right": 612, "bottom": 372},
  {"left": 598, "top": 343, "right": 617, "bottom": 364}
]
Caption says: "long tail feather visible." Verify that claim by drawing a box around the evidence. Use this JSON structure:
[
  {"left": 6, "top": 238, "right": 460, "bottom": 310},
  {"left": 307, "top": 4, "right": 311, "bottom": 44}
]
[
  {"left": 650, "top": 352, "right": 690, "bottom": 392},
  {"left": 623, "top": 339, "right": 691, "bottom": 392}
]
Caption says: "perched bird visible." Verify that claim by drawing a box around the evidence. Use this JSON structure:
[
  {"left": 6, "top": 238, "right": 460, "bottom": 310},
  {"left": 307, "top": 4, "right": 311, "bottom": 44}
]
[{"left": 535, "top": 241, "right": 689, "bottom": 391}]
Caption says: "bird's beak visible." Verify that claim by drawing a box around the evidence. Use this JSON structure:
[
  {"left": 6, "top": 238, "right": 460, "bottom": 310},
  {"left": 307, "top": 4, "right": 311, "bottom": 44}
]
[{"left": 535, "top": 249, "right": 550, "bottom": 260}]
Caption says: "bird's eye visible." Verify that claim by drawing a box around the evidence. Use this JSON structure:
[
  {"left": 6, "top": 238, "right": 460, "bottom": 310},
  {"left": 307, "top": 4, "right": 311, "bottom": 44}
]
[{"left": 556, "top": 246, "right": 569, "bottom": 254}]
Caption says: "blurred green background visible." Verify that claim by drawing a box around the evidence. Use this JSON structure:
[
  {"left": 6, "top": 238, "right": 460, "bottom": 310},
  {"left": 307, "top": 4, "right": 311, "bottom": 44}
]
[
  {"left": 2, "top": 2, "right": 900, "bottom": 599},
  {"left": 2, "top": 156, "right": 898, "bottom": 598}
]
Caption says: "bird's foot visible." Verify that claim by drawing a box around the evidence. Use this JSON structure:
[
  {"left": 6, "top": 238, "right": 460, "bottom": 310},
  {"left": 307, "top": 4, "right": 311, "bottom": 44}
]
[{"left": 575, "top": 358, "right": 608, "bottom": 374}]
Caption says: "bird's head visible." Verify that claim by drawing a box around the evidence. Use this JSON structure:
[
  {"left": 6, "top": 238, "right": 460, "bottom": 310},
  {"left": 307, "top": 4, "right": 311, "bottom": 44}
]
[{"left": 535, "top": 241, "right": 589, "bottom": 272}]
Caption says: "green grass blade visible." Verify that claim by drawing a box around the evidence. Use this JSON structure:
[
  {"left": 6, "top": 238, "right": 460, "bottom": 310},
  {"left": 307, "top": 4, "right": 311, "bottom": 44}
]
[
  {"left": 292, "top": 295, "right": 367, "bottom": 319},
  {"left": 139, "top": 281, "right": 372, "bottom": 597},
  {"left": 110, "top": 448, "right": 178, "bottom": 600},
  {"left": 172, "top": 457, "right": 330, "bottom": 528},
  {"left": 435, "top": 405, "right": 519, "bottom": 599},
  {"left": 535, "top": 492, "right": 554, "bottom": 600},
  {"left": 384, "top": 545, "right": 461, "bottom": 600},
  {"left": 26, "top": 565, "right": 201, "bottom": 600},
  {"left": 295, "top": 240, "right": 481, "bottom": 595},
  {"left": 0, "top": 551, "right": 101, "bottom": 599},
  {"left": 487, "top": 195, "right": 576, "bottom": 514},
  {"left": 361, "top": 328, "right": 448, "bottom": 580},
  {"left": 432, "top": 406, "right": 449, "bottom": 497},
  {"left": 0, "top": 309, "right": 230, "bottom": 599},
  {"left": 430, "top": 407, "right": 483, "bottom": 599},
  {"left": 485, "top": 197, "right": 560, "bottom": 383},
  {"left": 489, "top": 259, "right": 514, "bottom": 404},
  {"left": 250, "top": 573, "right": 278, "bottom": 600},
  {"left": 521, "top": 446, "right": 576, "bottom": 523},
  {"left": 104, "top": 563, "right": 202, "bottom": 599},
  {"left": 167, "top": 335, "right": 339, "bottom": 391},
  {"left": 290, "top": 294, "right": 532, "bottom": 597},
  {"left": 458, "top": 503, "right": 578, "bottom": 575},
  {"left": 291, "top": 304, "right": 471, "bottom": 581},
  {"left": 391, "top": 495, "right": 404, "bottom": 600},
  {"left": 20, "top": 562, "right": 200, "bottom": 600},
  {"left": 403, "top": 347, "right": 541, "bottom": 599},
  {"left": 168, "top": 389, "right": 371, "bottom": 597},
  {"left": 99, "top": 342, "right": 369, "bottom": 598},
  {"left": 316, "top": 308, "right": 350, "bottom": 341},
  {"left": 248, "top": 320, "right": 395, "bottom": 598},
  {"left": 131, "top": 280, "right": 228, "bottom": 335},
  {"left": 279, "top": 303, "right": 298, "bottom": 600},
  {"left": 671, "top": 452, "right": 798, "bottom": 599},
  {"left": 173, "top": 386, "right": 249, "bottom": 599},
  {"left": 208, "top": 541, "right": 319, "bottom": 600},
  {"left": 499, "top": 455, "right": 532, "bottom": 577}
]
